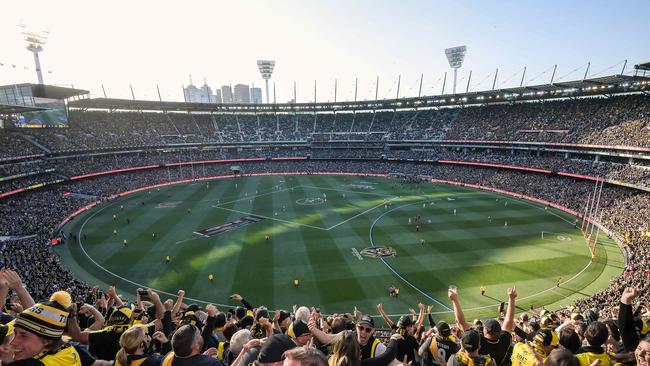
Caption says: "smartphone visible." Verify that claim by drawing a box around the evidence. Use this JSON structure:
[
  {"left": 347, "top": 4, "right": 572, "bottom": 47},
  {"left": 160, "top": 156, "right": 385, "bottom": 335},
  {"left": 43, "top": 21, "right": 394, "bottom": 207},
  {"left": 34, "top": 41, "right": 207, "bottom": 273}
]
[
  {"left": 97, "top": 290, "right": 103, "bottom": 299},
  {"left": 138, "top": 290, "right": 151, "bottom": 301}
]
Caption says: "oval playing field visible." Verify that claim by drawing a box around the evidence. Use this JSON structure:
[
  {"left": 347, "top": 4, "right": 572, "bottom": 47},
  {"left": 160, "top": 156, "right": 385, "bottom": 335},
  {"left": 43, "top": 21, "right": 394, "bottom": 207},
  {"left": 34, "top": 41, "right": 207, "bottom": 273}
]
[{"left": 55, "top": 174, "right": 624, "bottom": 320}]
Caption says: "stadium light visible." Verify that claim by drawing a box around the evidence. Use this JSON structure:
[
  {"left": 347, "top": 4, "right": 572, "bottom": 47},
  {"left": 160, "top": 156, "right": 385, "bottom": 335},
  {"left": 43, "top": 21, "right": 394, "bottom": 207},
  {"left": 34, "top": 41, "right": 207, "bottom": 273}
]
[
  {"left": 20, "top": 24, "right": 49, "bottom": 85},
  {"left": 445, "top": 46, "right": 467, "bottom": 94},
  {"left": 257, "top": 60, "right": 275, "bottom": 103}
]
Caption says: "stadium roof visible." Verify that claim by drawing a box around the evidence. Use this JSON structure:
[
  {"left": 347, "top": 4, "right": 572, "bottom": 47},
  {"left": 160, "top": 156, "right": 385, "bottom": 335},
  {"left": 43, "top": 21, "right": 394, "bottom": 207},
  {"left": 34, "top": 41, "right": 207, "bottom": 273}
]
[
  {"left": 0, "top": 83, "right": 90, "bottom": 100},
  {"left": 635, "top": 61, "right": 650, "bottom": 71},
  {"left": 0, "top": 103, "right": 47, "bottom": 114},
  {"left": 69, "top": 74, "right": 650, "bottom": 113}
]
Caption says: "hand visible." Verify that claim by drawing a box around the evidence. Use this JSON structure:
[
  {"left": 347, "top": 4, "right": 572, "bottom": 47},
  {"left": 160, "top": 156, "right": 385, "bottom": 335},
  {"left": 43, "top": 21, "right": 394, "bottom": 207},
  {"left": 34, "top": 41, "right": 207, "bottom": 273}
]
[
  {"left": 448, "top": 288, "right": 459, "bottom": 302},
  {"left": 508, "top": 285, "right": 517, "bottom": 300},
  {"left": 418, "top": 303, "right": 425, "bottom": 310},
  {"left": 243, "top": 338, "right": 264, "bottom": 352},
  {"left": 259, "top": 317, "right": 271, "bottom": 329},
  {"left": 152, "top": 331, "right": 168, "bottom": 343},
  {"left": 390, "top": 333, "right": 404, "bottom": 341},
  {"left": 108, "top": 286, "right": 117, "bottom": 299},
  {"left": 177, "top": 289, "right": 185, "bottom": 297},
  {"left": 230, "top": 293, "right": 243, "bottom": 302},
  {"left": 2, "top": 270, "right": 24, "bottom": 290},
  {"left": 409, "top": 308, "right": 417, "bottom": 316},
  {"left": 79, "top": 304, "right": 94, "bottom": 315},
  {"left": 203, "top": 347, "right": 219, "bottom": 357},
  {"left": 164, "top": 299, "right": 174, "bottom": 311},
  {"left": 427, "top": 305, "right": 433, "bottom": 314},
  {"left": 620, "top": 287, "right": 639, "bottom": 305},
  {"left": 206, "top": 304, "right": 217, "bottom": 317},
  {"left": 377, "top": 303, "right": 384, "bottom": 312},
  {"left": 273, "top": 309, "right": 280, "bottom": 323},
  {"left": 353, "top": 306, "right": 361, "bottom": 320},
  {"left": 401, "top": 355, "right": 413, "bottom": 366},
  {"left": 146, "top": 289, "right": 160, "bottom": 303}
]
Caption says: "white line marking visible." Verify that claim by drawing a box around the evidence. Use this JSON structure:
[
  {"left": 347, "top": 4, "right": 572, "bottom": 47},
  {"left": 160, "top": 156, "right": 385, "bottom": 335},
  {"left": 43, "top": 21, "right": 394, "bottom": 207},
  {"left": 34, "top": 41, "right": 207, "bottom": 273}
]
[
  {"left": 326, "top": 197, "right": 399, "bottom": 231},
  {"left": 215, "top": 186, "right": 293, "bottom": 206},
  {"left": 214, "top": 206, "right": 328, "bottom": 231},
  {"left": 299, "top": 185, "right": 395, "bottom": 197}
]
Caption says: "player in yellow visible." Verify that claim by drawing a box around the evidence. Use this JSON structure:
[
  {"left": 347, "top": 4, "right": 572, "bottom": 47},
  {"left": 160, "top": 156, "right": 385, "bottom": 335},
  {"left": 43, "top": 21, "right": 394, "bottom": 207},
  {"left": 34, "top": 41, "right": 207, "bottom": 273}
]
[
  {"left": 420, "top": 239, "right": 426, "bottom": 247},
  {"left": 293, "top": 279, "right": 299, "bottom": 287},
  {"left": 165, "top": 256, "right": 171, "bottom": 264},
  {"left": 480, "top": 285, "right": 487, "bottom": 296},
  {"left": 208, "top": 274, "right": 214, "bottom": 282},
  {"left": 113, "top": 229, "right": 117, "bottom": 235},
  {"left": 122, "top": 239, "right": 128, "bottom": 247}
]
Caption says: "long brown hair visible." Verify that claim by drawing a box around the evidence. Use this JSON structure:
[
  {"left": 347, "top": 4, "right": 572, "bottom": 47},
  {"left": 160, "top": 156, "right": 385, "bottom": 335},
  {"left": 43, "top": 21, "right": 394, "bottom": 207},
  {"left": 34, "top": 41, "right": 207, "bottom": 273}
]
[{"left": 328, "top": 330, "right": 360, "bottom": 366}]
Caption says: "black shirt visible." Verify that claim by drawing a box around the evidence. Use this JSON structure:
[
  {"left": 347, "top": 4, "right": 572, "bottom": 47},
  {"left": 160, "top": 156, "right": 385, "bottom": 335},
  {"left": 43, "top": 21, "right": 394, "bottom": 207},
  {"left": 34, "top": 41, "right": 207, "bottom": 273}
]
[{"left": 479, "top": 331, "right": 512, "bottom": 366}]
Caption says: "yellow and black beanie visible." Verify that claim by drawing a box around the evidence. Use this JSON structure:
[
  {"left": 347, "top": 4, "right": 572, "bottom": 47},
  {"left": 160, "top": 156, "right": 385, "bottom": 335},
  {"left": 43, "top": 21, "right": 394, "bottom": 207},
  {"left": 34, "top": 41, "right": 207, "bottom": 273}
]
[
  {"left": 14, "top": 291, "right": 71, "bottom": 340},
  {"left": 107, "top": 306, "right": 133, "bottom": 326}
]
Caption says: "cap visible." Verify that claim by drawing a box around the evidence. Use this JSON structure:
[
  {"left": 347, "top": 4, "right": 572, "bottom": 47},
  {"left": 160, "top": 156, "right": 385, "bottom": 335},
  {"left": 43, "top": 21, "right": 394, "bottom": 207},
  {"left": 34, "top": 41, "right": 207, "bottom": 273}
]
[
  {"left": 436, "top": 321, "right": 451, "bottom": 337},
  {"left": 570, "top": 313, "right": 584, "bottom": 321},
  {"left": 540, "top": 316, "right": 555, "bottom": 328},
  {"left": 533, "top": 328, "right": 559, "bottom": 347},
  {"left": 483, "top": 318, "right": 501, "bottom": 334},
  {"left": 398, "top": 315, "right": 414, "bottom": 328},
  {"left": 258, "top": 334, "right": 297, "bottom": 363},
  {"left": 277, "top": 310, "right": 291, "bottom": 324},
  {"left": 180, "top": 311, "right": 204, "bottom": 328},
  {"left": 461, "top": 330, "right": 481, "bottom": 352},
  {"left": 287, "top": 319, "right": 309, "bottom": 339},
  {"left": 14, "top": 291, "right": 71, "bottom": 339},
  {"left": 107, "top": 306, "right": 133, "bottom": 326},
  {"left": 357, "top": 315, "right": 374, "bottom": 328}
]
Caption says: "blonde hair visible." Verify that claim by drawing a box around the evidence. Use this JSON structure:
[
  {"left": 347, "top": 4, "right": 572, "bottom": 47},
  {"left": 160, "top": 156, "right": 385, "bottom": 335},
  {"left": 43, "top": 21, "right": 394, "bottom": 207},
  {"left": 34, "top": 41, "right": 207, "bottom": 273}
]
[
  {"left": 328, "top": 330, "right": 360, "bottom": 366},
  {"left": 115, "top": 325, "right": 148, "bottom": 366}
]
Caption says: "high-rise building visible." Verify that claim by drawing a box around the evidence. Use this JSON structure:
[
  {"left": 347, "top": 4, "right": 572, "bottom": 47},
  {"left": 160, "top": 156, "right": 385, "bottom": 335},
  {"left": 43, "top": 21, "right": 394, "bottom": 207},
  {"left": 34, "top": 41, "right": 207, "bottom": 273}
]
[
  {"left": 233, "top": 84, "right": 250, "bottom": 104},
  {"left": 214, "top": 89, "right": 222, "bottom": 103},
  {"left": 221, "top": 85, "right": 233, "bottom": 104},
  {"left": 250, "top": 87, "right": 263, "bottom": 104},
  {"left": 183, "top": 84, "right": 203, "bottom": 103},
  {"left": 201, "top": 82, "right": 213, "bottom": 103}
]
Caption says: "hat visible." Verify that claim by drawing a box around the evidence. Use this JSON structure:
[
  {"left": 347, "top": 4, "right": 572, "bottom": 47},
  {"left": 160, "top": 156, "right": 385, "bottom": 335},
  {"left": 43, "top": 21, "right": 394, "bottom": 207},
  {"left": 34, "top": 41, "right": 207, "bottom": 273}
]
[
  {"left": 461, "top": 330, "right": 481, "bottom": 352},
  {"left": 0, "top": 321, "right": 14, "bottom": 344},
  {"left": 277, "top": 310, "right": 291, "bottom": 324},
  {"left": 357, "top": 315, "right": 374, "bottom": 328},
  {"left": 287, "top": 319, "right": 309, "bottom": 339},
  {"left": 483, "top": 319, "right": 501, "bottom": 334},
  {"left": 533, "top": 328, "right": 559, "bottom": 347},
  {"left": 180, "top": 311, "right": 204, "bottom": 328},
  {"left": 186, "top": 304, "right": 200, "bottom": 312},
  {"left": 540, "top": 316, "right": 556, "bottom": 328},
  {"left": 258, "top": 334, "right": 297, "bottom": 363},
  {"left": 570, "top": 313, "right": 584, "bottom": 321},
  {"left": 14, "top": 291, "right": 71, "bottom": 339},
  {"left": 107, "top": 306, "right": 133, "bottom": 326},
  {"left": 539, "top": 309, "right": 550, "bottom": 317},
  {"left": 398, "top": 315, "right": 414, "bottom": 328},
  {"left": 436, "top": 321, "right": 451, "bottom": 337}
]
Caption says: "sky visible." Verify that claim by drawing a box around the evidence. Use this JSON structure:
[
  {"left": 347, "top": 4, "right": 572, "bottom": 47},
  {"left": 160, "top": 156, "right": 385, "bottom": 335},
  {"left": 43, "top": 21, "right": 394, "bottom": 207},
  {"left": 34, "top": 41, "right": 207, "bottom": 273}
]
[{"left": 1, "top": 0, "right": 648, "bottom": 103}]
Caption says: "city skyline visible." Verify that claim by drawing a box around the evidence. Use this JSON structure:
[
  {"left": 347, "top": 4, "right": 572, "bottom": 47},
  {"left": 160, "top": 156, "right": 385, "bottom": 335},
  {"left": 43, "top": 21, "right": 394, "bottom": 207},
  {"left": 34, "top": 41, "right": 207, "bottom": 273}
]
[{"left": 1, "top": 0, "right": 648, "bottom": 103}]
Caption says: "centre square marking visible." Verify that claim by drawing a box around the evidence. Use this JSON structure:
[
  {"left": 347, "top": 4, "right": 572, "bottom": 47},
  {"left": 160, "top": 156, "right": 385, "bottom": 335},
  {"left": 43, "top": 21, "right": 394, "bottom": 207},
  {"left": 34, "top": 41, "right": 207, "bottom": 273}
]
[{"left": 212, "top": 184, "right": 398, "bottom": 231}]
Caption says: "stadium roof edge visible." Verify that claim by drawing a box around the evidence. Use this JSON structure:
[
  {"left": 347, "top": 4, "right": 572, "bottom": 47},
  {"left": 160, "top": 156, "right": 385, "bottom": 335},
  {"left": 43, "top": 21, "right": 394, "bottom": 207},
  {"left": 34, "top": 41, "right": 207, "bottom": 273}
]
[
  {"left": 0, "top": 83, "right": 90, "bottom": 100},
  {"left": 68, "top": 74, "right": 650, "bottom": 113},
  {"left": 0, "top": 103, "right": 48, "bottom": 113}
]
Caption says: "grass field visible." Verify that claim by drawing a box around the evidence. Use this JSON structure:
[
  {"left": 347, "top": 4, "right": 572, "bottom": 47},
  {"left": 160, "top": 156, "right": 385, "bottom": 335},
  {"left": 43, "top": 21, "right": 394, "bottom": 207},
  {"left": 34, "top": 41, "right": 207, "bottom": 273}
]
[{"left": 56, "top": 174, "right": 624, "bottom": 320}]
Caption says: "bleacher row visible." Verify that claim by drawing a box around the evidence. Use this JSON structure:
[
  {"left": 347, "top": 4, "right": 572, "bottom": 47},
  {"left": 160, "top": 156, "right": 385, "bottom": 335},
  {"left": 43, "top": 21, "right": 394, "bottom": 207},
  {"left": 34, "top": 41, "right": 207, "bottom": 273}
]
[{"left": 0, "top": 94, "right": 648, "bottom": 157}]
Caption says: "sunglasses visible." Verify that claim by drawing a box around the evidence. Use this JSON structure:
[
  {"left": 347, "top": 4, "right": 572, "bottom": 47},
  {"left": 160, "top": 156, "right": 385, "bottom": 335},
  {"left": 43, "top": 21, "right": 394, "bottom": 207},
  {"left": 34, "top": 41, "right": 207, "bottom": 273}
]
[{"left": 357, "top": 325, "right": 373, "bottom": 333}]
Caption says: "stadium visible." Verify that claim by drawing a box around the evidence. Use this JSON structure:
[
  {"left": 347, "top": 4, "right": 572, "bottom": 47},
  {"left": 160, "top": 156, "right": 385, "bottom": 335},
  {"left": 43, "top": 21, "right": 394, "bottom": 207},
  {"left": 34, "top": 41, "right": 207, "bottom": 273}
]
[{"left": 1, "top": 3, "right": 650, "bottom": 366}]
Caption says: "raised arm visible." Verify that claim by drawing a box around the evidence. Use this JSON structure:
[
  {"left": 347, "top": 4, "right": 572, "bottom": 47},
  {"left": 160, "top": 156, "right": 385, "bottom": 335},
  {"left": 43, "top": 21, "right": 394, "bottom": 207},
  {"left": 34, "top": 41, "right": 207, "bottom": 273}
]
[
  {"left": 66, "top": 304, "right": 90, "bottom": 344},
  {"left": 2, "top": 270, "right": 35, "bottom": 308},
  {"left": 415, "top": 303, "right": 426, "bottom": 330},
  {"left": 307, "top": 310, "right": 339, "bottom": 345},
  {"left": 502, "top": 285, "right": 517, "bottom": 332},
  {"left": 172, "top": 289, "right": 185, "bottom": 320},
  {"left": 377, "top": 303, "right": 395, "bottom": 329},
  {"left": 79, "top": 303, "right": 106, "bottom": 331},
  {"left": 618, "top": 287, "right": 640, "bottom": 352},
  {"left": 108, "top": 286, "right": 124, "bottom": 307},
  {"left": 448, "top": 288, "right": 471, "bottom": 331}
]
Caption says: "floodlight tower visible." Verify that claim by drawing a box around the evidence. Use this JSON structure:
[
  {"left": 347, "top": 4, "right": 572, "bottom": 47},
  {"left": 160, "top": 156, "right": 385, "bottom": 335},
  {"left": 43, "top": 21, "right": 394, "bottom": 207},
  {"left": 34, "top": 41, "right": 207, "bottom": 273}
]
[
  {"left": 257, "top": 60, "right": 275, "bottom": 103},
  {"left": 444, "top": 46, "right": 467, "bottom": 94},
  {"left": 21, "top": 25, "right": 49, "bottom": 85}
]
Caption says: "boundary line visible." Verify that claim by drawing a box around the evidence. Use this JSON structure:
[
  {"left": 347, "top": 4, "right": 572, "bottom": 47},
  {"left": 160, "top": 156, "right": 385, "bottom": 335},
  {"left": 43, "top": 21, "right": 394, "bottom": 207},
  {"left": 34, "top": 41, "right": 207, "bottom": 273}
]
[{"left": 213, "top": 206, "right": 328, "bottom": 231}]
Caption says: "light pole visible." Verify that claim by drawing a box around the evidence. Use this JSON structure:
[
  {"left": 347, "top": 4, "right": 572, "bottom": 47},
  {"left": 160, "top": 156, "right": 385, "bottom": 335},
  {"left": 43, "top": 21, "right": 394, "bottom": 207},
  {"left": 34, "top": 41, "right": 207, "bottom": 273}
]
[
  {"left": 21, "top": 25, "right": 49, "bottom": 85},
  {"left": 257, "top": 60, "right": 275, "bottom": 103},
  {"left": 445, "top": 46, "right": 467, "bottom": 94}
]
